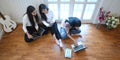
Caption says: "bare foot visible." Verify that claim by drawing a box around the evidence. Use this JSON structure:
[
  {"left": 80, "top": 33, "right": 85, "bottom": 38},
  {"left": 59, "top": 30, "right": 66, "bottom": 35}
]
[
  {"left": 59, "top": 39, "right": 63, "bottom": 48},
  {"left": 55, "top": 40, "right": 60, "bottom": 46}
]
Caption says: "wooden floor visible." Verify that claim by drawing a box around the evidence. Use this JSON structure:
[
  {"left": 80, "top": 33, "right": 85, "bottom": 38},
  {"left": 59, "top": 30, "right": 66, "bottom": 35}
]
[{"left": 0, "top": 24, "right": 120, "bottom": 60}]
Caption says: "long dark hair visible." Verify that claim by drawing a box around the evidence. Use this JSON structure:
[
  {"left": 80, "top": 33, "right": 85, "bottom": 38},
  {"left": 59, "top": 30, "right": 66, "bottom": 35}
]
[
  {"left": 26, "top": 5, "right": 39, "bottom": 27},
  {"left": 39, "top": 4, "right": 49, "bottom": 21}
]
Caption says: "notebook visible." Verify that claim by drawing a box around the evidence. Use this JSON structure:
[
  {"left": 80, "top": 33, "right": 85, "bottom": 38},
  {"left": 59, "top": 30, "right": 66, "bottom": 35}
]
[{"left": 64, "top": 48, "right": 72, "bottom": 58}]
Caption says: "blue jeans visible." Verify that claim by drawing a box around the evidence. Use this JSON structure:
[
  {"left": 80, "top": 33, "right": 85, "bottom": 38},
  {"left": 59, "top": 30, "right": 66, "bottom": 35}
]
[
  {"left": 70, "top": 28, "right": 81, "bottom": 34},
  {"left": 60, "top": 27, "right": 81, "bottom": 39},
  {"left": 60, "top": 28, "right": 67, "bottom": 39}
]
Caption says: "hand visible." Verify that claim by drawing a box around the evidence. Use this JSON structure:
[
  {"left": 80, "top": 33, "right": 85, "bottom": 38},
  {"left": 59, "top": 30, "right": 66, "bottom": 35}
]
[
  {"left": 26, "top": 33, "right": 33, "bottom": 39},
  {"left": 74, "top": 41, "right": 78, "bottom": 46},
  {"left": 49, "top": 21, "right": 54, "bottom": 25}
]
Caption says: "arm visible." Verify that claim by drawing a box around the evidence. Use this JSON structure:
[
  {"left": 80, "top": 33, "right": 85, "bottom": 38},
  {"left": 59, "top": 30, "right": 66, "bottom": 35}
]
[
  {"left": 65, "top": 27, "right": 78, "bottom": 46},
  {"left": 46, "top": 10, "right": 55, "bottom": 25},
  {"left": 67, "top": 33, "right": 76, "bottom": 42},
  {"left": 42, "top": 21, "right": 50, "bottom": 27},
  {"left": 22, "top": 15, "right": 33, "bottom": 39}
]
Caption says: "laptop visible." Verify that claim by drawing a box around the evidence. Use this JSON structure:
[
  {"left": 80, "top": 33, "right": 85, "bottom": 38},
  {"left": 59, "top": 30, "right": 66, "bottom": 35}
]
[{"left": 71, "top": 41, "right": 86, "bottom": 52}]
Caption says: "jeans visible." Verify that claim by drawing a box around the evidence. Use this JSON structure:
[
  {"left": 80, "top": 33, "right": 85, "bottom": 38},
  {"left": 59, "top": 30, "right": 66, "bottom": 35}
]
[
  {"left": 70, "top": 28, "right": 81, "bottom": 34},
  {"left": 50, "top": 22, "right": 61, "bottom": 40},
  {"left": 60, "top": 28, "right": 68, "bottom": 39},
  {"left": 60, "top": 27, "right": 81, "bottom": 39}
]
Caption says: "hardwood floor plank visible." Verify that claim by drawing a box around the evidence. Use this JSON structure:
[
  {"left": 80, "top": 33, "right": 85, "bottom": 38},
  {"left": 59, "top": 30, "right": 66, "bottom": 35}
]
[{"left": 0, "top": 24, "right": 120, "bottom": 60}]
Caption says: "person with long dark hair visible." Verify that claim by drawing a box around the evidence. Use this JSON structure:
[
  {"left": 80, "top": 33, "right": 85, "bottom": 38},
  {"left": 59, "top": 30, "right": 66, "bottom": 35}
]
[
  {"left": 39, "top": 4, "right": 63, "bottom": 47},
  {"left": 23, "top": 5, "right": 45, "bottom": 42}
]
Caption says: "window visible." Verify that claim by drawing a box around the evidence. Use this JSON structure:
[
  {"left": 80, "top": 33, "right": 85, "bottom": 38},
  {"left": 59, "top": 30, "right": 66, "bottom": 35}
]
[
  {"left": 48, "top": 0, "right": 57, "bottom": 2},
  {"left": 83, "top": 4, "right": 96, "bottom": 20},
  {"left": 60, "top": 4, "right": 69, "bottom": 19},
  {"left": 87, "top": 0, "right": 97, "bottom": 2},
  {"left": 46, "top": 0, "right": 98, "bottom": 23},
  {"left": 75, "top": 0, "right": 85, "bottom": 2},
  {"left": 73, "top": 4, "right": 84, "bottom": 19},
  {"left": 48, "top": 4, "right": 58, "bottom": 19},
  {"left": 61, "top": 0, "right": 70, "bottom": 2}
]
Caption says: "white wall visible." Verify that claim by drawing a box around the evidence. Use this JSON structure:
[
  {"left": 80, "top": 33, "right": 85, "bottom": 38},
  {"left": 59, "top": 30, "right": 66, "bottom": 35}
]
[
  {"left": 0, "top": 0, "right": 43, "bottom": 23},
  {"left": 93, "top": 0, "right": 120, "bottom": 24},
  {"left": 102, "top": 0, "right": 120, "bottom": 16}
]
